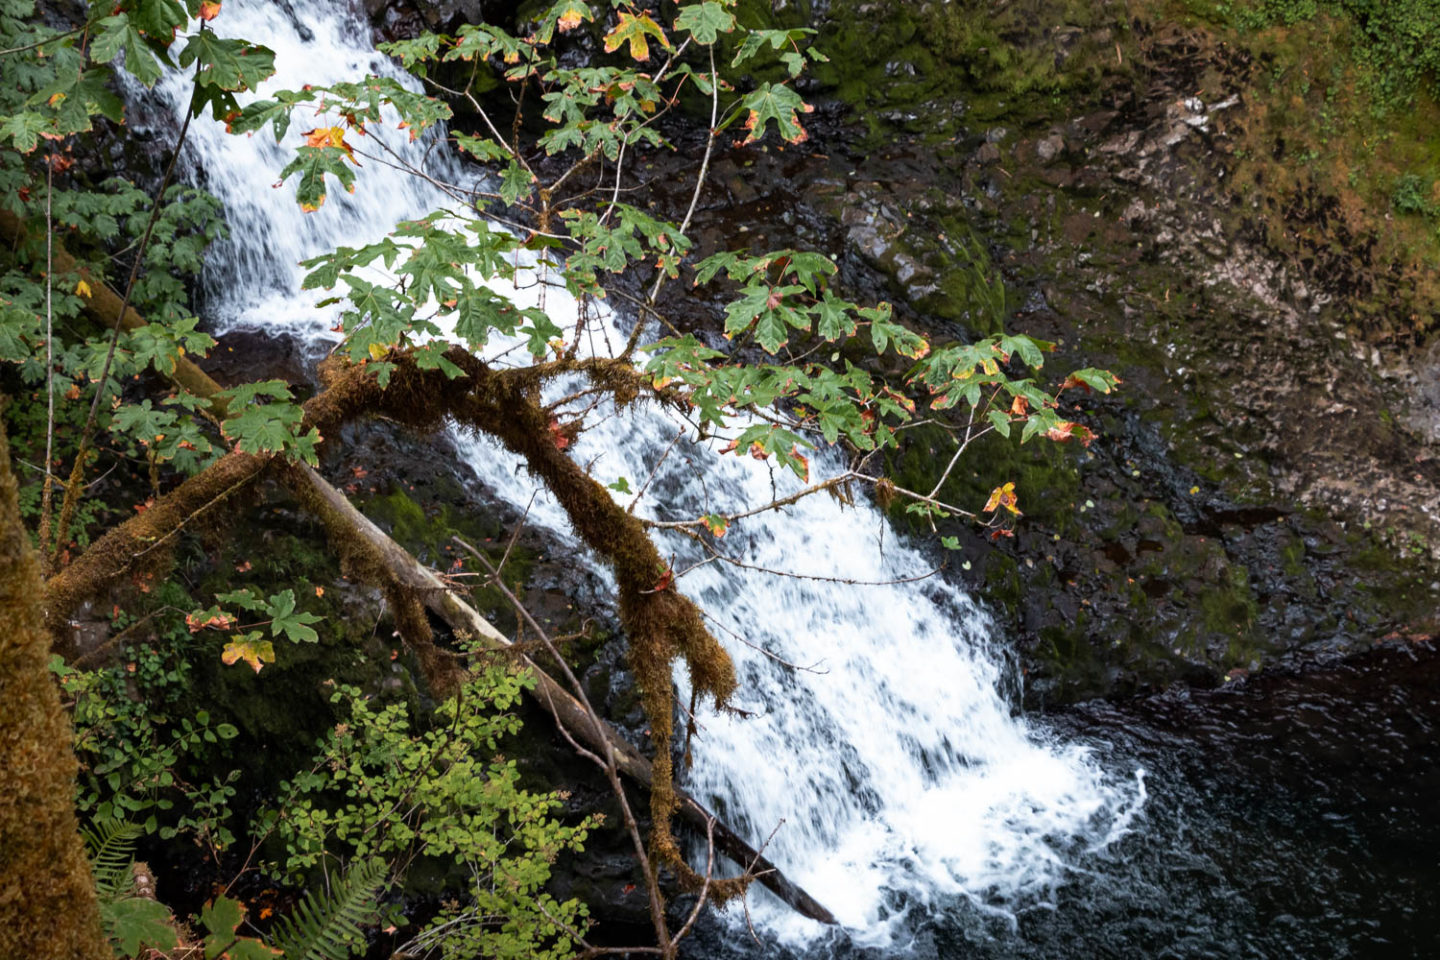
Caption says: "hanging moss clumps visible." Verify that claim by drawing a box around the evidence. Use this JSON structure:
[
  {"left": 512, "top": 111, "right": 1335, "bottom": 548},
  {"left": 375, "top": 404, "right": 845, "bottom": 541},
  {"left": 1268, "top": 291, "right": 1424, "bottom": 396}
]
[
  {"left": 316, "top": 349, "right": 744, "bottom": 895},
  {"left": 0, "top": 417, "right": 111, "bottom": 960}
]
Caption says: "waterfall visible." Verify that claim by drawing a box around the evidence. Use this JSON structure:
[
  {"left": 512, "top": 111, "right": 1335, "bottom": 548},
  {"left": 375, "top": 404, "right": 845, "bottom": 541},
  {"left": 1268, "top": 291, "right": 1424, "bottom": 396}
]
[{"left": 136, "top": 0, "right": 1142, "bottom": 948}]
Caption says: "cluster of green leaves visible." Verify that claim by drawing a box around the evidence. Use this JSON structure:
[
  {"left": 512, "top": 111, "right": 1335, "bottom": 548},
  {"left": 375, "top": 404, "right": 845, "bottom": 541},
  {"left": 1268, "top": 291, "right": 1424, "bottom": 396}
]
[
  {"left": 0, "top": 181, "right": 226, "bottom": 493},
  {"left": 0, "top": 0, "right": 330, "bottom": 555},
  {"left": 0, "top": 0, "right": 274, "bottom": 153},
  {"left": 1393, "top": 172, "right": 1439, "bottom": 220},
  {"left": 642, "top": 250, "right": 1118, "bottom": 483},
  {"left": 262, "top": 667, "right": 594, "bottom": 960},
  {"left": 51, "top": 588, "right": 242, "bottom": 845},
  {"left": 300, "top": 212, "right": 565, "bottom": 380}
]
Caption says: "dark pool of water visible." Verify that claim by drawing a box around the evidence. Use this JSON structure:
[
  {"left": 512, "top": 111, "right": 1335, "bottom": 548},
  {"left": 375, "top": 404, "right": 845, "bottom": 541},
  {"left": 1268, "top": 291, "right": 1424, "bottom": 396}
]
[{"left": 691, "top": 641, "right": 1440, "bottom": 959}]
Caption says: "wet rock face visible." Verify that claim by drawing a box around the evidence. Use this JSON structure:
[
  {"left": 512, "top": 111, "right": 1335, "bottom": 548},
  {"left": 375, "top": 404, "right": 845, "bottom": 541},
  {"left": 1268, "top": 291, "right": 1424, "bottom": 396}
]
[
  {"left": 804, "top": 16, "right": 1440, "bottom": 702},
  {"left": 542, "top": 2, "right": 1440, "bottom": 704},
  {"left": 364, "top": 0, "right": 488, "bottom": 41}
]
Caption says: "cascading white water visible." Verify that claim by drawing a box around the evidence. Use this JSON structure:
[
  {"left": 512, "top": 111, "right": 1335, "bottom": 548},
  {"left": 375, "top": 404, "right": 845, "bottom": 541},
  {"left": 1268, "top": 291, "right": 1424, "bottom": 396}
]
[{"left": 138, "top": 0, "right": 1143, "bottom": 948}]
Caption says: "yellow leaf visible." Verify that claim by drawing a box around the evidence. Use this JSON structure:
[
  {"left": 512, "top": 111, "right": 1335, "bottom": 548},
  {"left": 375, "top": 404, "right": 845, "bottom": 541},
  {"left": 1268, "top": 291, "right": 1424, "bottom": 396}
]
[
  {"left": 221, "top": 637, "right": 275, "bottom": 673},
  {"left": 983, "top": 481, "right": 1021, "bottom": 516},
  {"left": 74, "top": 279, "right": 92, "bottom": 298},
  {"left": 603, "top": 11, "right": 668, "bottom": 62},
  {"left": 367, "top": 342, "right": 389, "bottom": 360}
]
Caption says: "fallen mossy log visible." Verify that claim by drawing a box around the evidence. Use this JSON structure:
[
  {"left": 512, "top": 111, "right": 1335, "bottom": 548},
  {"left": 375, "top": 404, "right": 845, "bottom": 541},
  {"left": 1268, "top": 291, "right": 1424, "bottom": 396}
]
[{"left": 290, "top": 462, "right": 839, "bottom": 926}]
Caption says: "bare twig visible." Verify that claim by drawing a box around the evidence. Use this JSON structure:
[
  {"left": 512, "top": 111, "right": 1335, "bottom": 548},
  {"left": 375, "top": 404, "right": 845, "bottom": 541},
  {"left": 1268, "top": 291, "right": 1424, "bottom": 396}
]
[
  {"left": 697, "top": 608, "right": 828, "bottom": 675},
  {"left": 38, "top": 156, "right": 56, "bottom": 571},
  {"left": 627, "top": 425, "right": 686, "bottom": 515}
]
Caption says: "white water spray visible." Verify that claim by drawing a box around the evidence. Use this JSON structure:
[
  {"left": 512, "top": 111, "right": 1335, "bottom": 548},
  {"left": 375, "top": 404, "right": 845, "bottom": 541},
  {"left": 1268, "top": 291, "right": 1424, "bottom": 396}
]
[{"left": 138, "top": 0, "right": 1142, "bottom": 947}]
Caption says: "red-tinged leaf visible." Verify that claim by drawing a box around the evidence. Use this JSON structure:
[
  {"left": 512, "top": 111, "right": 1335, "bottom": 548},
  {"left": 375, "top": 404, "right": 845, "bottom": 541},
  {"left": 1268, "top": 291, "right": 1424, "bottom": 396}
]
[
  {"left": 548, "top": 417, "right": 571, "bottom": 450},
  {"left": 740, "top": 82, "right": 813, "bottom": 144},
  {"left": 653, "top": 567, "right": 674, "bottom": 592},
  {"left": 748, "top": 442, "right": 769, "bottom": 460},
  {"left": 186, "top": 612, "right": 237, "bottom": 633},
  {"left": 989, "top": 527, "right": 1015, "bottom": 541},
  {"left": 1042, "top": 421, "right": 1095, "bottom": 447},
  {"left": 235, "top": 560, "right": 252, "bottom": 573},
  {"left": 221, "top": 637, "right": 275, "bottom": 673},
  {"left": 791, "top": 446, "right": 810, "bottom": 484},
  {"left": 701, "top": 514, "right": 729, "bottom": 538},
  {"left": 718, "top": 438, "right": 740, "bottom": 455}
]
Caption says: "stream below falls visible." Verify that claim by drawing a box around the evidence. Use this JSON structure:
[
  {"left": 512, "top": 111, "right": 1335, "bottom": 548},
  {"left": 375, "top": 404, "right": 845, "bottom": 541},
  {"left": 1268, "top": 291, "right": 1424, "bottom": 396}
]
[
  {"left": 132, "top": 2, "right": 1440, "bottom": 957},
  {"left": 688, "top": 641, "right": 1440, "bottom": 959}
]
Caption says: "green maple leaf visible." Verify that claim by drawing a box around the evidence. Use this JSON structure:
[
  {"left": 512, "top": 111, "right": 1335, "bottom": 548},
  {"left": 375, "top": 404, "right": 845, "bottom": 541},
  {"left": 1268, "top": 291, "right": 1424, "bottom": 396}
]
[
  {"left": 499, "top": 160, "right": 534, "bottom": 204},
  {"left": 279, "top": 146, "right": 356, "bottom": 211},
  {"left": 220, "top": 402, "right": 303, "bottom": 457},
  {"left": 603, "top": 11, "right": 669, "bottom": 62},
  {"left": 266, "top": 589, "right": 321, "bottom": 643},
  {"left": 722, "top": 284, "right": 776, "bottom": 338},
  {"left": 102, "top": 897, "right": 177, "bottom": 956},
  {"left": 178, "top": 31, "right": 275, "bottom": 92},
  {"left": 674, "top": 2, "right": 735, "bottom": 43},
  {"left": 814, "top": 291, "right": 858, "bottom": 341},
  {"left": 739, "top": 82, "right": 812, "bottom": 143},
  {"left": 91, "top": 14, "right": 165, "bottom": 87},
  {"left": 126, "top": 0, "right": 188, "bottom": 42},
  {"left": 0, "top": 111, "right": 45, "bottom": 153},
  {"left": 200, "top": 896, "right": 245, "bottom": 958}
]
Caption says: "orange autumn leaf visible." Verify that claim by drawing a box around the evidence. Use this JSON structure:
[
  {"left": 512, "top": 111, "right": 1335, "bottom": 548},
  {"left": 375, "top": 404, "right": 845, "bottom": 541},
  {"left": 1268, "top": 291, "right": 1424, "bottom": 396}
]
[
  {"left": 555, "top": 0, "right": 592, "bottom": 32},
  {"left": 198, "top": 1, "right": 221, "bottom": 20},
  {"left": 1042, "top": 421, "right": 1096, "bottom": 447},
  {"left": 301, "top": 126, "right": 358, "bottom": 164},
  {"left": 983, "top": 481, "right": 1021, "bottom": 516}
]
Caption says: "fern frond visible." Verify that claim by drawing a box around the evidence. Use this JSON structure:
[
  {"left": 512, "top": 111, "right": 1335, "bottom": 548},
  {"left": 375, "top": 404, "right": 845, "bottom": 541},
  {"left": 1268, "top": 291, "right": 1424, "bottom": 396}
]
[
  {"left": 82, "top": 817, "right": 144, "bottom": 900},
  {"left": 273, "top": 858, "right": 387, "bottom": 960}
]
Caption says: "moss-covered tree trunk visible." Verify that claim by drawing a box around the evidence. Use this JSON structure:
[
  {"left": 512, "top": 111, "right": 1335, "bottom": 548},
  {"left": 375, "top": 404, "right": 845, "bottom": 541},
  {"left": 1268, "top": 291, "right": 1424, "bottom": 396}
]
[{"left": 0, "top": 417, "right": 110, "bottom": 959}]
